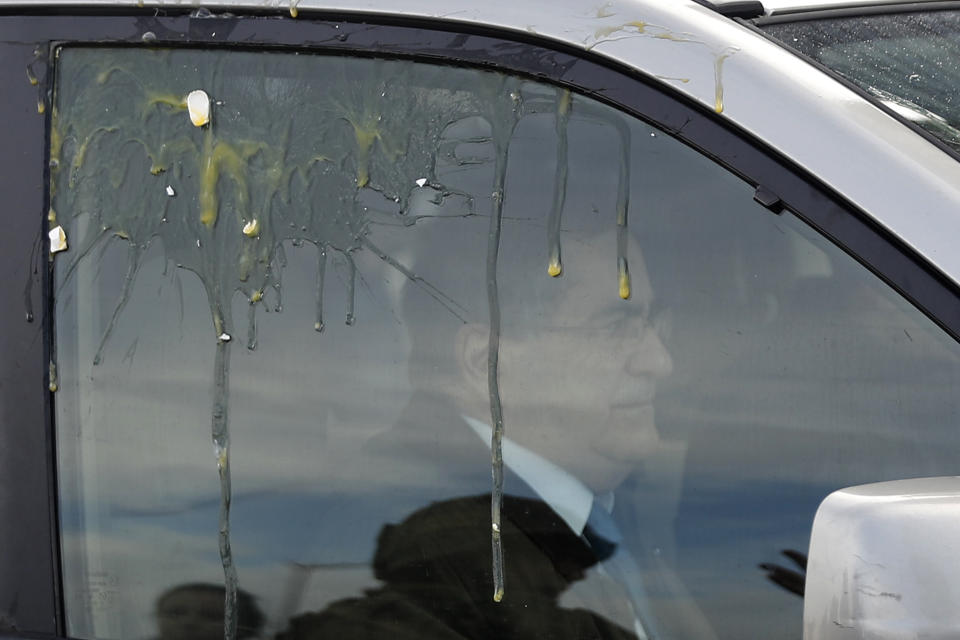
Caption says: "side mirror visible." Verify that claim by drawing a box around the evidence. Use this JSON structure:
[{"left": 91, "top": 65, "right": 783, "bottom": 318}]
[{"left": 804, "top": 477, "right": 960, "bottom": 639}]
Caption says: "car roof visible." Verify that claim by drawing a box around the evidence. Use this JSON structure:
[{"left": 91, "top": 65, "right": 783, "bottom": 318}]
[{"left": 3, "top": 0, "right": 960, "bottom": 287}]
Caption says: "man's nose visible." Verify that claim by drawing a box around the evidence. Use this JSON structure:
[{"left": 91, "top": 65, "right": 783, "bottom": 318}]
[{"left": 625, "top": 323, "right": 673, "bottom": 378}]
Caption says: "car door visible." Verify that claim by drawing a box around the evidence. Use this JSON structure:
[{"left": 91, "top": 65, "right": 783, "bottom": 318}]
[{"left": 1, "top": 6, "right": 958, "bottom": 640}]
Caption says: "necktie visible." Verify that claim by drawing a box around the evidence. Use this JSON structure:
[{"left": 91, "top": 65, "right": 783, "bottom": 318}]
[
  {"left": 583, "top": 500, "right": 622, "bottom": 561},
  {"left": 584, "top": 501, "right": 657, "bottom": 640}
]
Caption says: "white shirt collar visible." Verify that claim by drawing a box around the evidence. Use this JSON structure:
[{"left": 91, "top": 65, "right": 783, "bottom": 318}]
[{"left": 463, "top": 414, "right": 598, "bottom": 535}]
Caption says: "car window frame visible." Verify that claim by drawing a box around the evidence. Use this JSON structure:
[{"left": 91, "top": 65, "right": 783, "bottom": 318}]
[{"left": 1, "top": 9, "right": 958, "bottom": 638}]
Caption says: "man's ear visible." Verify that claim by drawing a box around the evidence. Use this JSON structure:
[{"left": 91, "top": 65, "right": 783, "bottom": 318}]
[{"left": 454, "top": 323, "right": 489, "bottom": 398}]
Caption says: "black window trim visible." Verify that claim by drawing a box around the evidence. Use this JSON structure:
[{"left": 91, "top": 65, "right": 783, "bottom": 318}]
[{"left": 1, "top": 9, "right": 958, "bottom": 638}]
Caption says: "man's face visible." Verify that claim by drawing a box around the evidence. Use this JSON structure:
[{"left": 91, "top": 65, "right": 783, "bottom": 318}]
[{"left": 496, "top": 232, "right": 673, "bottom": 493}]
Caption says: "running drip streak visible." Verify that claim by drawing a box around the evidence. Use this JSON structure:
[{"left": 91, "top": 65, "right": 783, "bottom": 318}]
[
  {"left": 482, "top": 76, "right": 523, "bottom": 604},
  {"left": 586, "top": 19, "right": 740, "bottom": 114},
  {"left": 211, "top": 333, "right": 238, "bottom": 640},
  {"left": 616, "top": 120, "right": 632, "bottom": 300},
  {"left": 547, "top": 88, "right": 571, "bottom": 278},
  {"left": 486, "top": 175, "right": 507, "bottom": 604},
  {"left": 48, "top": 47, "right": 636, "bottom": 632},
  {"left": 315, "top": 244, "right": 327, "bottom": 332}
]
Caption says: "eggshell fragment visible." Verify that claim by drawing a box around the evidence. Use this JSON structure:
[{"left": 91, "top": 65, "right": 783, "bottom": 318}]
[{"left": 187, "top": 90, "right": 210, "bottom": 127}]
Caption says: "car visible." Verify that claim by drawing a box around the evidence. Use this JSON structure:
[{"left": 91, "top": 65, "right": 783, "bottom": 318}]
[{"left": 0, "top": 1, "right": 958, "bottom": 639}]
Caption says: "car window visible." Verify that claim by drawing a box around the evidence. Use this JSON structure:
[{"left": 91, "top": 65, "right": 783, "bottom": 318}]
[
  {"left": 760, "top": 10, "right": 960, "bottom": 150},
  {"left": 51, "top": 45, "right": 960, "bottom": 640}
]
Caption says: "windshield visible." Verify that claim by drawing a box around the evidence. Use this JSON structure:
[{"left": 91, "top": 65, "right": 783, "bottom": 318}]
[{"left": 761, "top": 9, "right": 960, "bottom": 150}]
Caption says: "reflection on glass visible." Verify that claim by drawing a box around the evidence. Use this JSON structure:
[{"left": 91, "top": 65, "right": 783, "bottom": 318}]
[
  {"left": 155, "top": 584, "right": 263, "bottom": 640},
  {"left": 52, "top": 47, "right": 960, "bottom": 640},
  {"left": 275, "top": 496, "right": 637, "bottom": 639}
]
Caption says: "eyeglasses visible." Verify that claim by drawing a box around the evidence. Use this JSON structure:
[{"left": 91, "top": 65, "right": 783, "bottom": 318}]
[{"left": 520, "top": 305, "right": 673, "bottom": 346}]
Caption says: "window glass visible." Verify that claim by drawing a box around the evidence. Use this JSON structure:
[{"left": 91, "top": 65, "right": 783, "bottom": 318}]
[
  {"left": 762, "top": 11, "right": 960, "bottom": 149},
  {"left": 52, "top": 47, "right": 960, "bottom": 640}
]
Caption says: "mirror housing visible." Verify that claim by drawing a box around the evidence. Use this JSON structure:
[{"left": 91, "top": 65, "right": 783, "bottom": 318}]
[{"left": 804, "top": 477, "right": 960, "bottom": 639}]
